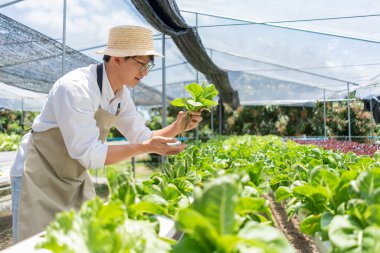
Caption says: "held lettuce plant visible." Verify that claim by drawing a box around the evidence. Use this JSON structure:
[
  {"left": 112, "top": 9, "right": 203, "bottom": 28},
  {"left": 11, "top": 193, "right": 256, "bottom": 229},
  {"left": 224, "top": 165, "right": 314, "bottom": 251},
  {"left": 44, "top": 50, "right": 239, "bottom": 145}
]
[{"left": 171, "top": 82, "right": 218, "bottom": 137}]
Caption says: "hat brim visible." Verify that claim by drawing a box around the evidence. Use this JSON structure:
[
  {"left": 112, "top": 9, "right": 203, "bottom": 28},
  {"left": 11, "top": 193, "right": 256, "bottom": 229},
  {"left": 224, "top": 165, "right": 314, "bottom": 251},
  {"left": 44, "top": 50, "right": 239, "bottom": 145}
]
[{"left": 96, "top": 48, "right": 164, "bottom": 57}]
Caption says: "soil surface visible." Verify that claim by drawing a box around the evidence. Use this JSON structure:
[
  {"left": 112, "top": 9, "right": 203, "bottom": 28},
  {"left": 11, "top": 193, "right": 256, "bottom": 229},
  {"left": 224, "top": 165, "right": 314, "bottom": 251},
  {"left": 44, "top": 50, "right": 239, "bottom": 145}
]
[
  {"left": 266, "top": 193, "right": 320, "bottom": 253},
  {"left": 0, "top": 210, "right": 13, "bottom": 250},
  {"left": 0, "top": 193, "right": 13, "bottom": 250}
]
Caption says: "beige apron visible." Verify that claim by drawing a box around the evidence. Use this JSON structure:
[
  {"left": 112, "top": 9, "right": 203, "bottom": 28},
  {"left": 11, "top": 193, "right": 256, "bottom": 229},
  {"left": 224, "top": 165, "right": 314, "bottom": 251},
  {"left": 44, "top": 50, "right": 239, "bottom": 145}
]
[{"left": 17, "top": 65, "right": 120, "bottom": 241}]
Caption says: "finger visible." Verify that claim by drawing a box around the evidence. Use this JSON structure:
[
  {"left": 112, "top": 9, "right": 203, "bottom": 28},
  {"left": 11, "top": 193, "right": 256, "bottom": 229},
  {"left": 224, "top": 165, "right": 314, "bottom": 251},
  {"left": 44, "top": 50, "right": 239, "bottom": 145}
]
[
  {"left": 192, "top": 114, "right": 202, "bottom": 119},
  {"left": 178, "top": 111, "right": 187, "bottom": 117},
  {"left": 190, "top": 114, "right": 202, "bottom": 119},
  {"left": 166, "top": 140, "right": 182, "bottom": 146},
  {"left": 190, "top": 112, "right": 202, "bottom": 116},
  {"left": 166, "top": 144, "right": 186, "bottom": 154},
  {"left": 155, "top": 136, "right": 177, "bottom": 143},
  {"left": 167, "top": 151, "right": 181, "bottom": 155},
  {"left": 167, "top": 149, "right": 184, "bottom": 155},
  {"left": 165, "top": 138, "right": 178, "bottom": 143},
  {"left": 169, "top": 143, "right": 186, "bottom": 149},
  {"left": 191, "top": 116, "right": 203, "bottom": 122}
]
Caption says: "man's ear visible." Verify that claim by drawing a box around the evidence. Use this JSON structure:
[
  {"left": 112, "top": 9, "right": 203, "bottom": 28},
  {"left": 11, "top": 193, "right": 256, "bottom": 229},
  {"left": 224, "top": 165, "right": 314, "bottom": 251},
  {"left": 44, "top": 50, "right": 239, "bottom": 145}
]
[{"left": 111, "top": 56, "right": 123, "bottom": 66}]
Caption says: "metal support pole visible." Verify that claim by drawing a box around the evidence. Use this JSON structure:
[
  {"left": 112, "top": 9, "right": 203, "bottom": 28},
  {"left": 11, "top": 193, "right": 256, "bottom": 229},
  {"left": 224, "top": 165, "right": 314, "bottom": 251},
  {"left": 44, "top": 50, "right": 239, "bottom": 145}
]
[
  {"left": 162, "top": 33, "right": 167, "bottom": 127},
  {"left": 161, "top": 33, "right": 167, "bottom": 164},
  {"left": 195, "top": 71, "right": 199, "bottom": 140},
  {"left": 195, "top": 13, "right": 199, "bottom": 141},
  {"left": 62, "top": 0, "right": 67, "bottom": 76},
  {"left": 131, "top": 157, "right": 136, "bottom": 179},
  {"left": 218, "top": 99, "right": 222, "bottom": 135},
  {"left": 370, "top": 88, "right": 374, "bottom": 123},
  {"left": 131, "top": 88, "right": 136, "bottom": 178},
  {"left": 21, "top": 98, "right": 24, "bottom": 134},
  {"left": 323, "top": 89, "right": 327, "bottom": 138},
  {"left": 211, "top": 108, "right": 214, "bottom": 137},
  {"left": 347, "top": 83, "right": 351, "bottom": 141},
  {"left": 370, "top": 97, "right": 373, "bottom": 121}
]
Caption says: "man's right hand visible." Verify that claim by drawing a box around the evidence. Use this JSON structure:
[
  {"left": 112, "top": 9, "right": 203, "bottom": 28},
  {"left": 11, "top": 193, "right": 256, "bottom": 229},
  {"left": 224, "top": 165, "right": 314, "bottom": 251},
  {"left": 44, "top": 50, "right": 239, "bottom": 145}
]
[{"left": 143, "top": 136, "right": 186, "bottom": 155}]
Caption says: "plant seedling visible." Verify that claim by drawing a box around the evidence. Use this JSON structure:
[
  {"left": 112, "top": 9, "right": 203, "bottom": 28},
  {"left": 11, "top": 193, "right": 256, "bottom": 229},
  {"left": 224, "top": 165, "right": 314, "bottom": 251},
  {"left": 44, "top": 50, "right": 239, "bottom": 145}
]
[{"left": 170, "top": 81, "right": 219, "bottom": 137}]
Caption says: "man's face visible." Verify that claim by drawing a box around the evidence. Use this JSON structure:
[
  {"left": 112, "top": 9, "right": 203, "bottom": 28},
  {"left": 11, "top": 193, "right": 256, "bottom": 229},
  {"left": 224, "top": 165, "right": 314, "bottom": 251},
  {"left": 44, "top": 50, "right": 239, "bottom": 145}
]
[{"left": 119, "top": 55, "right": 152, "bottom": 88}]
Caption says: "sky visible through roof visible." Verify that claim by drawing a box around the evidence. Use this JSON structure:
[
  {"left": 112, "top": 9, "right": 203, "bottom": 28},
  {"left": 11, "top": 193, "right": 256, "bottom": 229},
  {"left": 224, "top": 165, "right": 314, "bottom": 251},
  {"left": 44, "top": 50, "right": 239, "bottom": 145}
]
[{"left": 1, "top": 0, "right": 380, "bottom": 104}]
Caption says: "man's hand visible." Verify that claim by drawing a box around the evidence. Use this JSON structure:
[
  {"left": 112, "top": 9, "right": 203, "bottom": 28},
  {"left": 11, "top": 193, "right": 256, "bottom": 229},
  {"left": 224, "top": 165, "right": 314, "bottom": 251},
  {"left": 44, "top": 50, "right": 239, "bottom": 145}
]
[
  {"left": 143, "top": 136, "right": 186, "bottom": 155},
  {"left": 175, "top": 111, "right": 203, "bottom": 132}
]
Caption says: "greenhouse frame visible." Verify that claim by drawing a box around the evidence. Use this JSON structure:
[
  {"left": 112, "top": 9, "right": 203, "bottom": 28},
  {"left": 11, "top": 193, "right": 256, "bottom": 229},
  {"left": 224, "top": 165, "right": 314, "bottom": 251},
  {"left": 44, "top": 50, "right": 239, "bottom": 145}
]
[{"left": 1, "top": 0, "right": 380, "bottom": 252}]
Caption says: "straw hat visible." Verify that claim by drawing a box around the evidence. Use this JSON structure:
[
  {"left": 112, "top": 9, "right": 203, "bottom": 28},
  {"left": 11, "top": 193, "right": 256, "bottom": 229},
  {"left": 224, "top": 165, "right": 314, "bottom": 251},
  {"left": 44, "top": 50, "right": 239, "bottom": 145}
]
[{"left": 96, "top": 25, "right": 163, "bottom": 57}]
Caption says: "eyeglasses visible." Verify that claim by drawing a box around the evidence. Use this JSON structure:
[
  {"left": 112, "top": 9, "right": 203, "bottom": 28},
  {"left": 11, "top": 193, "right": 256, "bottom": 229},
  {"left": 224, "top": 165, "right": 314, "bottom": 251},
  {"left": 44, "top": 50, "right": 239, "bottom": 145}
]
[{"left": 131, "top": 57, "right": 155, "bottom": 72}]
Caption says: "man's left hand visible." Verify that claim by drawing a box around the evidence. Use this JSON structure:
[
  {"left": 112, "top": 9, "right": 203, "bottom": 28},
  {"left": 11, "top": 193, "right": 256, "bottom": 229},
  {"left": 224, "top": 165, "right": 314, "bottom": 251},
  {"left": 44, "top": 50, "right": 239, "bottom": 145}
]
[{"left": 175, "top": 111, "right": 203, "bottom": 132}]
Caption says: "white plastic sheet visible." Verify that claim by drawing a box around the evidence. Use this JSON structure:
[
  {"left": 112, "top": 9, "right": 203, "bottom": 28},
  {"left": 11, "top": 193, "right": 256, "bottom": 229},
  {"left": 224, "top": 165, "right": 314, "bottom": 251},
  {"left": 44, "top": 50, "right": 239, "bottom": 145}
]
[{"left": 0, "top": 82, "right": 47, "bottom": 111}]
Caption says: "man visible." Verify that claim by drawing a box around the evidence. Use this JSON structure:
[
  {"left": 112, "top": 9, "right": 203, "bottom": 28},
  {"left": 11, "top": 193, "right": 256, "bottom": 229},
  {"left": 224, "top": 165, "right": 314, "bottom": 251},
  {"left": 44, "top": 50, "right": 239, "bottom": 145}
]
[{"left": 11, "top": 25, "right": 202, "bottom": 241}]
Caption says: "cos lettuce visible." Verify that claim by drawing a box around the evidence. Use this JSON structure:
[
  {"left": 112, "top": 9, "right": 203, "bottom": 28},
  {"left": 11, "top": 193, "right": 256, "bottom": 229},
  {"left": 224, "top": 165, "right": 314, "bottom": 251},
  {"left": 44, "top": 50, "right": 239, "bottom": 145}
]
[{"left": 170, "top": 82, "right": 218, "bottom": 137}]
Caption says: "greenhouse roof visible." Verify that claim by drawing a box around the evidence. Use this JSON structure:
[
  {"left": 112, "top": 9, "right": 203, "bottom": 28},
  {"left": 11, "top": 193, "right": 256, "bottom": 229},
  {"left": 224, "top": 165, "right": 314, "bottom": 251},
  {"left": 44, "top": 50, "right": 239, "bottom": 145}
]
[
  {"left": 0, "top": 12, "right": 171, "bottom": 109},
  {"left": 1, "top": 0, "right": 380, "bottom": 108},
  {"left": 0, "top": 13, "right": 98, "bottom": 93}
]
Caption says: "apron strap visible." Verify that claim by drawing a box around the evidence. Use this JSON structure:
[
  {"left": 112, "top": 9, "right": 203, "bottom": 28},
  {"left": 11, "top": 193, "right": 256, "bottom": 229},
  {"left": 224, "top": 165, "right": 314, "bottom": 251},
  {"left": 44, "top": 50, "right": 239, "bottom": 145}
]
[
  {"left": 116, "top": 103, "right": 121, "bottom": 114},
  {"left": 96, "top": 64, "right": 103, "bottom": 93},
  {"left": 96, "top": 63, "right": 121, "bottom": 113}
]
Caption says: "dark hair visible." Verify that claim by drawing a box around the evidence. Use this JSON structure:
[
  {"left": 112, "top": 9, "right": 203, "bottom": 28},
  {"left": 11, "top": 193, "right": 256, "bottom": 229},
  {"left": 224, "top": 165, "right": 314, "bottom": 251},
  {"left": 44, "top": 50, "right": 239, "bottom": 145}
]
[
  {"left": 147, "top": 55, "right": 154, "bottom": 62},
  {"left": 103, "top": 55, "right": 154, "bottom": 63},
  {"left": 103, "top": 55, "right": 111, "bottom": 62}
]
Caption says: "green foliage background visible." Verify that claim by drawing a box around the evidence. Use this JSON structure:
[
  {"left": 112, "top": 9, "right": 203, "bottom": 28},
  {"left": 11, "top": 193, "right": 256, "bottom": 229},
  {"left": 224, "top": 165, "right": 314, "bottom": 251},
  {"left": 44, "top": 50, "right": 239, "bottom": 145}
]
[
  {"left": 154, "top": 100, "right": 377, "bottom": 140},
  {"left": 221, "top": 101, "right": 376, "bottom": 138},
  {"left": 0, "top": 99, "right": 377, "bottom": 152}
]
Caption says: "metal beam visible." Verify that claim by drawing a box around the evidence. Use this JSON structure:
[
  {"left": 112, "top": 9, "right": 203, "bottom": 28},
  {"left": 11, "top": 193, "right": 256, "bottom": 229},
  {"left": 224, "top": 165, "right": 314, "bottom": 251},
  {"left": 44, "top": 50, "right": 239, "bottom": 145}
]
[
  {"left": 77, "top": 44, "right": 107, "bottom": 52},
  {"left": 150, "top": 61, "right": 188, "bottom": 72},
  {"left": 207, "top": 47, "right": 359, "bottom": 86},
  {"left": 0, "top": 0, "right": 25, "bottom": 8},
  {"left": 181, "top": 10, "right": 380, "bottom": 45}
]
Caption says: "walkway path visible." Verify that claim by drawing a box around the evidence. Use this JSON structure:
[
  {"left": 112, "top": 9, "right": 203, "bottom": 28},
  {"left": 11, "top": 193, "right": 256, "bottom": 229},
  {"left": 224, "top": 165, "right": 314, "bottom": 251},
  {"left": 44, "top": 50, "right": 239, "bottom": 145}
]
[
  {"left": 0, "top": 151, "right": 16, "bottom": 187},
  {"left": 0, "top": 140, "right": 128, "bottom": 185}
]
